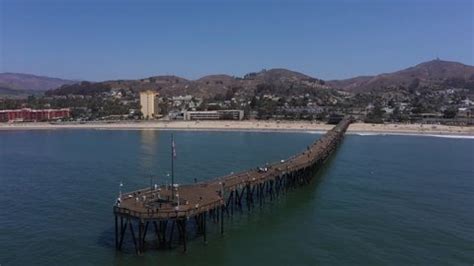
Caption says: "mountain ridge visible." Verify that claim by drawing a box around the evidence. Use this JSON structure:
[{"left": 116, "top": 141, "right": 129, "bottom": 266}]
[
  {"left": 4, "top": 59, "right": 474, "bottom": 98},
  {"left": 0, "top": 73, "right": 77, "bottom": 95},
  {"left": 327, "top": 59, "right": 474, "bottom": 92},
  {"left": 46, "top": 68, "right": 329, "bottom": 98}
]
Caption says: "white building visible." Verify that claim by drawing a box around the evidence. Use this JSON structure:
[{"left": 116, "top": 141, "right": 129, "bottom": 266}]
[{"left": 183, "top": 110, "right": 244, "bottom": 121}]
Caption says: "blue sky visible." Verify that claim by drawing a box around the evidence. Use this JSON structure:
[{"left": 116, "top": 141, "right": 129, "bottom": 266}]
[{"left": 0, "top": 0, "right": 473, "bottom": 81}]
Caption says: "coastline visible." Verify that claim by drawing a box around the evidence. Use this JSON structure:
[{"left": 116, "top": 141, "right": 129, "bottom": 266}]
[{"left": 0, "top": 120, "right": 473, "bottom": 136}]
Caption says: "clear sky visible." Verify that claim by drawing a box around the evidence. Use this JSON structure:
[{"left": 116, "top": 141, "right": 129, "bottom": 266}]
[{"left": 0, "top": 0, "right": 473, "bottom": 81}]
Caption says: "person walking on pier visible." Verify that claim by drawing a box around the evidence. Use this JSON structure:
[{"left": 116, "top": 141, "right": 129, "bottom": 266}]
[{"left": 116, "top": 197, "right": 121, "bottom": 207}]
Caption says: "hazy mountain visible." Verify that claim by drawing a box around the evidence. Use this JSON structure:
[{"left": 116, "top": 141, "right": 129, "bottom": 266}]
[
  {"left": 328, "top": 60, "right": 474, "bottom": 92},
  {"left": 0, "top": 73, "right": 77, "bottom": 95}
]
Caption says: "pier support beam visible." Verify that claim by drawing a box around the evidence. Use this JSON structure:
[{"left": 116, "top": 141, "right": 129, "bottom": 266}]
[
  {"left": 177, "top": 219, "right": 187, "bottom": 252},
  {"left": 220, "top": 205, "right": 224, "bottom": 235},
  {"left": 114, "top": 215, "right": 118, "bottom": 249},
  {"left": 168, "top": 220, "right": 175, "bottom": 249},
  {"left": 203, "top": 212, "right": 207, "bottom": 243},
  {"left": 129, "top": 219, "right": 139, "bottom": 255}
]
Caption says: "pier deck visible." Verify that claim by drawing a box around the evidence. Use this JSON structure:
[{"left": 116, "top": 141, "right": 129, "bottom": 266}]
[{"left": 113, "top": 118, "right": 352, "bottom": 253}]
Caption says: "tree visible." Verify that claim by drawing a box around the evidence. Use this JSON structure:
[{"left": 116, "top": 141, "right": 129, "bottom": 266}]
[
  {"left": 443, "top": 107, "right": 458, "bottom": 119},
  {"left": 365, "top": 102, "right": 385, "bottom": 123},
  {"left": 224, "top": 90, "right": 232, "bottom": 101},
  {"left": 249, "top": 96, "right": 258, "bottom": 109},
  {"left": 390, "top": 106, "right": 401, "bottom": 122}
]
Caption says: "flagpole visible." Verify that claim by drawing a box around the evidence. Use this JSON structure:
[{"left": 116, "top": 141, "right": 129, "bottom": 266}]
[{"left": 171, "top": 133, "right": 175, "bottom": 200}]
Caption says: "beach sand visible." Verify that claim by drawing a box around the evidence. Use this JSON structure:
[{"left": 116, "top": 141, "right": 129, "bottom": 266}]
[{"left": 0, "top": 120, "right": 473, "bottom": 136}]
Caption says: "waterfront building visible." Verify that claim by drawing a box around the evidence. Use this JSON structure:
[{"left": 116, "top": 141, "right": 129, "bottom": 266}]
[
  {"left": 140, "top": 90, "right": 159, "bottom": 119},
  {"left": 184, "top": 111, "right": 220, "bottom": 120},
  {"left": 183, "top": 110, "right": 244, "bottom": 121},
  {"left": 0, "top": 108, "right": 70, "bottom": 122}
]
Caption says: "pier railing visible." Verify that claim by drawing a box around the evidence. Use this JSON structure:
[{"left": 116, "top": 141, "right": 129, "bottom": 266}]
[
  {"left": 113, "top": 118, "right": 352, "bottom": 254},
  {"left": 114, "top": 118, "right": 352, "bottom": 220}
]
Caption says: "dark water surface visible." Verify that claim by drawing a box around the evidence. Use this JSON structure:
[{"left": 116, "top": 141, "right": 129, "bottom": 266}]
[{"left": 0, "top": 130, "right": 473, "bottom": 265}]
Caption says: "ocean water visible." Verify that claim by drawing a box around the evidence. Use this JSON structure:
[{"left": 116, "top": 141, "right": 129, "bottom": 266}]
[{"left": 0, "top": 130, "right": 473, "bottom": 265}]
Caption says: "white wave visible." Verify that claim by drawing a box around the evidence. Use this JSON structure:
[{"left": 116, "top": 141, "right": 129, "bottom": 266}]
[
  {"left": 350, "top": 132, "right": 383, "bottom": 136},
  {"left": 349, "top": 131, "right": 474, "bottom": 139},
  {"left": 305, "top": 131, "right": 325, "bottom": 134},
  {"left": 424, "top": 134, "right": 474, "bottom": 139}
]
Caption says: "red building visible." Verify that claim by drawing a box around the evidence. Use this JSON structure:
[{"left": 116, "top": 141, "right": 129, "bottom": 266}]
[{"left": 0, "top": 108, "right": 70, "bottom": 122}]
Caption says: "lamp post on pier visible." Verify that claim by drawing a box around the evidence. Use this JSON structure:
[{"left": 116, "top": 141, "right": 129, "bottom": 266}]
[{"left": 171, "top": 134, "right": 176, "bottom": 200}]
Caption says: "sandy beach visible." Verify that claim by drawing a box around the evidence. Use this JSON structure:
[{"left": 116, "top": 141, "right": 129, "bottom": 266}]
[{"left": 0, "top": 120, "right": 473, "bottom": 136}]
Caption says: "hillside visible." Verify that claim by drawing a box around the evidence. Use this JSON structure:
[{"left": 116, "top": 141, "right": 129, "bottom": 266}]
[
  {"left": 0, "top": 73, "right": 77, "bottom": 96},
  {"left": 328, "top": 60, "right": 474, "bottom": 92},
  {"left": 0, "top": 86, "right": 39, "bottom": 97},
  {"left": 47, "top": 68, "right": 329, "bottom": 98},
  {"left": 30, "top": 59, "right": 474, "bottom": 99}
]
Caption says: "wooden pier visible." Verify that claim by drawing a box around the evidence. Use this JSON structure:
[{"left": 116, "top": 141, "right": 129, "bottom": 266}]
[{"left": 113, "top": 118, "right": 352, "bottom": 254}]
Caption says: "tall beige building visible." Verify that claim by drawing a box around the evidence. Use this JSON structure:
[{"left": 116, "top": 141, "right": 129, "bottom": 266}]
[{"left": 140, "top": 90, "right": 158, "bottom": 119}]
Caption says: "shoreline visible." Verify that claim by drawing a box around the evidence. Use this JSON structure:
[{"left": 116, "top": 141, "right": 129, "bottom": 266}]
[{"left": 0, "top": 120, "right": 473, "bottom": 136}]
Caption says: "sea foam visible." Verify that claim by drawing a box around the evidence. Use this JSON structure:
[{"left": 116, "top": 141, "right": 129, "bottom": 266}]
[{"left": 349, "top": 132, "right": 474, "bottom": 139}]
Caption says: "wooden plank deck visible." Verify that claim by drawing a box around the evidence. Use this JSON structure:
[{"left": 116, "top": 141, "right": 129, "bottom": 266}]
[{"left": 114, "top": 118, "right": 351, "bottom": 220}]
